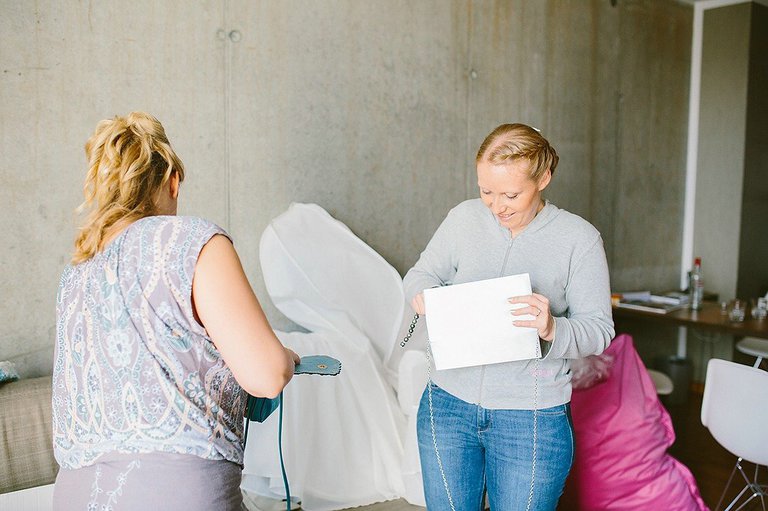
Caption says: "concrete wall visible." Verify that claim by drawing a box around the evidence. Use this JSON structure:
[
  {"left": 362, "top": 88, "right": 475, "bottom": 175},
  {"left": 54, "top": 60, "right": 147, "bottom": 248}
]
[
  {"left": 1, "top": 1, "right": 230, "bottom": 376},
  {"left": 611, "top": 0, "right": 692, "bottom": 290},
  {"left": 737, "top": 3, "right": 768, "bottom": 299},
  {"left": 0, "top": 0, "right": 692, "bottom": 378},
  {"left": 694, "top": 3, "right": 751, "bottom": 302},
  {"left": 694, "top": 2, "right": 767, "bottom": 303}
]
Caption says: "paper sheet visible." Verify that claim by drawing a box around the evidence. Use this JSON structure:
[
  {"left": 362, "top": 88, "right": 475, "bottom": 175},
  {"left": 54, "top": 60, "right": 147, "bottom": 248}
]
[{"left": 423, "top": 273, "right": 541, "bottom": 370}]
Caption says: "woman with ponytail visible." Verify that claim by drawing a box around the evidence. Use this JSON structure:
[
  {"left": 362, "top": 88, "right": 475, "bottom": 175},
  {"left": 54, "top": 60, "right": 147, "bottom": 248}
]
[{"left": 53, "top": 112, "right": 299, "bottom": 510}]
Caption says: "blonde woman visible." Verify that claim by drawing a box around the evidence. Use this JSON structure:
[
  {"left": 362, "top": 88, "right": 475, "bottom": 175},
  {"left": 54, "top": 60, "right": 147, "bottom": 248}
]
[
  {"left": 52, "top": 112, "right": 299, "bottom": 510},
  {"left": 404, "top": 123, "right": 614, "bottom": 510}
]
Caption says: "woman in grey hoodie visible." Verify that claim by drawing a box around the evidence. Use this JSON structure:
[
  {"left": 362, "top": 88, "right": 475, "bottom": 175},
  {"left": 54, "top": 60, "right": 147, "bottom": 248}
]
[{"left": 403, "top": 123, "right": 614, "bottom": 511}]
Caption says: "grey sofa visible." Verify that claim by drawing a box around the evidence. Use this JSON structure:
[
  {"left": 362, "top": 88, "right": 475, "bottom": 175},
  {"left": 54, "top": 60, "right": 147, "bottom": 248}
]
[{"left": 0, "top": 375, "right": 58, "bottom": 494}]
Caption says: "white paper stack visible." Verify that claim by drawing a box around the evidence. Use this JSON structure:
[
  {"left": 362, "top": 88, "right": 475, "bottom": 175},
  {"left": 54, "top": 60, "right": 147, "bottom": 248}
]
[{"left": 424, "top": 273, "right": 541, "bottom": 370}]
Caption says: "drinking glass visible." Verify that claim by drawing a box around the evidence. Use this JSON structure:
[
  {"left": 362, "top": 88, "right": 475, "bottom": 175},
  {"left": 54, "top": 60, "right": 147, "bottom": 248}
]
[
  {"left": 729, "top": 299, "right": 746, "bottom": 322},
  {"left": 751, "top": 297, "right": 767, "bottom": 320}
]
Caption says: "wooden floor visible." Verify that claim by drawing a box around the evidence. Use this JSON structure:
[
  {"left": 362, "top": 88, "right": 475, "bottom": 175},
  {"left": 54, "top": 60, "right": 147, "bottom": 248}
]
[{"left": 664, "top": 390, "right": 764, "bottom": 511}]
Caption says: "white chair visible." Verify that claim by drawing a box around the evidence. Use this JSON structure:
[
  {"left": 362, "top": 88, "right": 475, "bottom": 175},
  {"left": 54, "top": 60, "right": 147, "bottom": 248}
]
[
  {"left": 242, "top": 203, "right": 413, "bottom": 510},
  {"left": 701, "top": 359, "right": 768, "bottom": 511},
  {"left": 736, "top": 337, "right": 768, "bottom": 369},
  {"left": 647, "top": 368, "right": 674, "bottom": 396}
]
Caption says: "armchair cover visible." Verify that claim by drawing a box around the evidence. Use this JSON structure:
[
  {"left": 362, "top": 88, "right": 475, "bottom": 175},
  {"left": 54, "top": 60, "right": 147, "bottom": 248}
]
[{"left": 241, "top": 203, "right": 407, "bottom": 510}]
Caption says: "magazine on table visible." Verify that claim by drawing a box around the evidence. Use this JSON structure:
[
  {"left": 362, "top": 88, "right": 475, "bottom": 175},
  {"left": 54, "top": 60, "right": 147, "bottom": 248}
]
[
  {"left": 613, "top": 290, "right": 689, "bottom": 314},
  {"left": 615, "top": 299, "right": 688, "bottom": 314}
]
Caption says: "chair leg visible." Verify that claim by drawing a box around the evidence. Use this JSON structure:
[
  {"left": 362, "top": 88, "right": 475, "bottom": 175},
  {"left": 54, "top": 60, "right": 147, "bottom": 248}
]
[
  {"left": 754, "top": 356, "right": 764, "bottom": 369},
  {"left": 718, "top": 459, "right": 741, "bottom": 511},
  {"left": 724, "top": 485, "right": 751, "bottom": 511},
  {"left": 721, "top": 460, "right": 768, "bottom": 511}
]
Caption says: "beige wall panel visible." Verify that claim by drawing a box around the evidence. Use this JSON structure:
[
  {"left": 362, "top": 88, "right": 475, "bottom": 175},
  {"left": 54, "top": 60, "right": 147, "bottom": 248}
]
[
  {"left": 227, "top": 0, "right": 470, "bottom": 329},
  {"left": 695, "top": 4, "right": 750, "bottom": 301},
  {"left": 532, "top": 1, "right": 609, "bottom": 219},
  {"left": 468, "top": 1, "right": 637, "bottom": 289},
  {"left": 610, "top": 0, "right": 691, "bottom": 292},
  {"left": 738, "top": 4, "right": 768, "bottom": 299},
  {"left": 587, "top": 3, "right": 621, "bottom": 261},
  {"left": 466, "top": 0, "right": 550, "bottom": 193},
  {"left": 0, "top": 1, "right": 227, "bottom": 376}
]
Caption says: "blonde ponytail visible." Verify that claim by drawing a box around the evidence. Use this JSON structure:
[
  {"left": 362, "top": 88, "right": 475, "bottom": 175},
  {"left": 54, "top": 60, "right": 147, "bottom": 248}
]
[{"left": 72, "top": 112, "right": 185, "bottom": 264}]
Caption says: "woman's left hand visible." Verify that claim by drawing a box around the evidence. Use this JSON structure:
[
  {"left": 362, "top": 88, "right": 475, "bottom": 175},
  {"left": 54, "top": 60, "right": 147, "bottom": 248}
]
[{"left": 508, "top": 293, "right": 555, "bottom": 342}]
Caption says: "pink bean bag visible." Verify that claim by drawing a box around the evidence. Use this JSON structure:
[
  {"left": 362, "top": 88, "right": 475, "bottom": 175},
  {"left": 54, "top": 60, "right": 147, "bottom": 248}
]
[{"left": 562, "top": 334, "right": 708, "bottom": 510}]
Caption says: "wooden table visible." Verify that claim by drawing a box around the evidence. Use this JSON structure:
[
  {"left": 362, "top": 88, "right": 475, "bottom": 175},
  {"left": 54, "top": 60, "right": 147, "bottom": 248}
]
[{"left": 612, "top": 301, "right": 768, "bottom": 339}]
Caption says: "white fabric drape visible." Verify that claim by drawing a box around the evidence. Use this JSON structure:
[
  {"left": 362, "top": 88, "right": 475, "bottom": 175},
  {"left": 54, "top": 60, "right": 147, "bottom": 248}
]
[{"left": 241, "top": 203, "right": 410, "bottom": 510}]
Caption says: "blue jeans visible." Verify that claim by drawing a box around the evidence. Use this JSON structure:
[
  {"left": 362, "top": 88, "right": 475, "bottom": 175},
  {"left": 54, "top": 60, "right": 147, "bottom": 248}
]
[{"left": 417, "top": 383, "right": 573, "bottom": 511}]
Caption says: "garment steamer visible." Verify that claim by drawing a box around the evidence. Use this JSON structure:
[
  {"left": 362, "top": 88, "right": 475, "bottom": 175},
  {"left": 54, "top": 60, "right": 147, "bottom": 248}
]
[
  {"left": 400, "top": 311, "right": 539, "bottom": 511},
  {"left": 243, "top": 355, "right": 342, "bottom": 511}
]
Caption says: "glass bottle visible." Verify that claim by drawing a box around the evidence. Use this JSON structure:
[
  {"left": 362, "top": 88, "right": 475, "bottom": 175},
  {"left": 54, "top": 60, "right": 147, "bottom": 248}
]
[{"left": 690, "top": 257, "right": 704, "bottom": 310}]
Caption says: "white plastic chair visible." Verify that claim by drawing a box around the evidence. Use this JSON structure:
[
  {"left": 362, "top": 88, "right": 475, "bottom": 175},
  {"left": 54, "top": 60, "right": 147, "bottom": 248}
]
[
  {"left": 647, "top": 368, "right": 674, "bottom": 396},
  {"left": 701, "top": 359, "right": 768, "bottom": 510},
  {"left": 736, "top": 337, "right": 768, "bottom": 369}
]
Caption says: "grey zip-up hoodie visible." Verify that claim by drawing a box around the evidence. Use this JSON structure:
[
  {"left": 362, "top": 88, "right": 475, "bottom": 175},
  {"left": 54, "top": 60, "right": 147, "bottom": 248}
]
[{"left": 403, "top": 199, "right": 614, "bottom": 409}]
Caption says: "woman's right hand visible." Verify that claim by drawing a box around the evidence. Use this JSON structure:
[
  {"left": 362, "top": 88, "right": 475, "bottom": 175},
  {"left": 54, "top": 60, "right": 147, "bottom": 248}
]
[
  {"left": 411, "top": 292, "right": 426, "bottom": 315},
  {"left": 286, "top": 348, "right": 301, "bottom": 367}
]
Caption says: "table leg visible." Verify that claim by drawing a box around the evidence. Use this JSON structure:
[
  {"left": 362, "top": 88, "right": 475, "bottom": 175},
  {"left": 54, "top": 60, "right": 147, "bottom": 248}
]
[{"left": 677, "top": 326, "right": 687, "bottom": 358}]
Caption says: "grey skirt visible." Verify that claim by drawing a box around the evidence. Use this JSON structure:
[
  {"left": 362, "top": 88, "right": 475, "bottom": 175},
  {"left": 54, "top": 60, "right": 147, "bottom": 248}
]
[{"left": 53, "top": 452, "right": 245, "bottom": 511}]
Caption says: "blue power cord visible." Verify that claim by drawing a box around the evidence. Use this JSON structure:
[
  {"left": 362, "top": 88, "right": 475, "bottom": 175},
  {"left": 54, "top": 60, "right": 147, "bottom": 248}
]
[
  {"left": 243, "top": 392, "right": 292, "bottom": 511},
  {"left": 278, "top": 392, "right": 291, "bottom": 511}
]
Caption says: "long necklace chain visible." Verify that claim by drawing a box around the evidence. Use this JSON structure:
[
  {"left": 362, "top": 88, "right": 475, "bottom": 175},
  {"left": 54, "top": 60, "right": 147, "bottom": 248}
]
[
  {"left": 526, "top": 359, "right": 539, "bottom": 511},
  {"left": 425, "top": 336, "right": 457, "bottom": 511}
]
